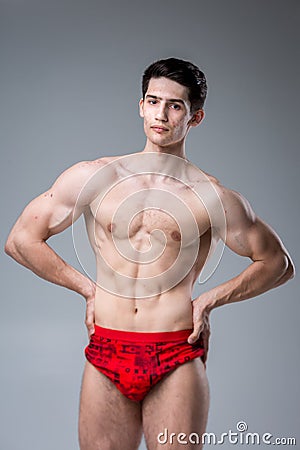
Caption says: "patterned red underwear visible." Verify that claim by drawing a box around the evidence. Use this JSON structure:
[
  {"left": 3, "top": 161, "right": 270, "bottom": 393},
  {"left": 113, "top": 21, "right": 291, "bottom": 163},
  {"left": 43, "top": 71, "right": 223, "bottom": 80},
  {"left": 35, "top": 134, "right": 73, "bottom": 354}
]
[{"left": 85, "top": 324, "right": 205, "bottom": 402}]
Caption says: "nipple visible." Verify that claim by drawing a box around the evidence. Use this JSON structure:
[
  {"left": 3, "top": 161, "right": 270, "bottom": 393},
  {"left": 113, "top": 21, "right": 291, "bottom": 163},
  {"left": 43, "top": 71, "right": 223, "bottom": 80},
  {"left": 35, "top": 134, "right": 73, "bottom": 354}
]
[
  {"left": 107, "top": 222, "right": 115, "bottom": 233},
  {"left": 171, "top": 230, "right": 181, "bottom": 241}
]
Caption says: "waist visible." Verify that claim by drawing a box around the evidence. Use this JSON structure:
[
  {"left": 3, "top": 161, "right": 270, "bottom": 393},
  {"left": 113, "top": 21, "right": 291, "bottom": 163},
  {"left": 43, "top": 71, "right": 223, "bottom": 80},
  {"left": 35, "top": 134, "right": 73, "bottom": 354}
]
[
  {"left": 92, "top": 324, "right": 193, "bottom": 342},
  {"left": 94, "top": 290, "right": 194, "bottom": 332}
]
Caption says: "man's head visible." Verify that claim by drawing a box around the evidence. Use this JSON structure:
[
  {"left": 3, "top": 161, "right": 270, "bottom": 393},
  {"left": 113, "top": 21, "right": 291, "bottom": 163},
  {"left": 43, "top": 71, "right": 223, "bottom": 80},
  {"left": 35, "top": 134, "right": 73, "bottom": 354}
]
[
  {"left": 139, "top": 58, "right": 207, "bottom": 150},
  {"left": 142, "top": 57, "right": 207, "bottom": 114}
]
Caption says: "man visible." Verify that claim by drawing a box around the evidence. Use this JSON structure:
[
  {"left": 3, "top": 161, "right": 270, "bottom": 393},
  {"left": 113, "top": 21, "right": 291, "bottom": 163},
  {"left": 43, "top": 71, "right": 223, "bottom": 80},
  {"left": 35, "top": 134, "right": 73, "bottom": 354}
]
[{"left": 5, "top": 58, "right": 294, "bottom": 450}]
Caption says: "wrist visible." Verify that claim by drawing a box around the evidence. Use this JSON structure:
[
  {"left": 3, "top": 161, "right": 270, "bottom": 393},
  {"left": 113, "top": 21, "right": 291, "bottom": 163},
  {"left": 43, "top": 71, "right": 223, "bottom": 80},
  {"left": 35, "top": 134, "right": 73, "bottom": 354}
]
[
  {"left": 79, "top": 277, "right": 96, "bottom": 300},
  {"left": 194, "top": 293, "right": 217, "bottom": 312}
]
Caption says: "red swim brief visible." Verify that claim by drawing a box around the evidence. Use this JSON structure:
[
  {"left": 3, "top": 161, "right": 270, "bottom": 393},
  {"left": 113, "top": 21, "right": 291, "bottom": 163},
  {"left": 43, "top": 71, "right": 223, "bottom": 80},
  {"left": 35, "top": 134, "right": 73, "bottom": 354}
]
[{"left": 85, "top": 325, "right": 205, "bottom": 402}]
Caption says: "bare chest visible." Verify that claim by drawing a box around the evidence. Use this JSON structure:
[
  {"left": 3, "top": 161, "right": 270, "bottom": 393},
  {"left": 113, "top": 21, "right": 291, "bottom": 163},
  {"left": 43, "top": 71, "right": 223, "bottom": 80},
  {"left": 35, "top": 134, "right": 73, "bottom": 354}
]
[{"left": 89, "top": 177, "right": 210, "bottom": 245}]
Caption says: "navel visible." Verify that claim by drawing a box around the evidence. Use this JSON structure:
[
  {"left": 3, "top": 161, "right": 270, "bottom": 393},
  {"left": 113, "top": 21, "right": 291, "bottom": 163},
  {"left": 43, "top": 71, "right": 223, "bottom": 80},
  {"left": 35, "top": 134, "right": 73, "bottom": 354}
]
[{"left": 171, "top": 230, "right": 181, "bottom": 242}]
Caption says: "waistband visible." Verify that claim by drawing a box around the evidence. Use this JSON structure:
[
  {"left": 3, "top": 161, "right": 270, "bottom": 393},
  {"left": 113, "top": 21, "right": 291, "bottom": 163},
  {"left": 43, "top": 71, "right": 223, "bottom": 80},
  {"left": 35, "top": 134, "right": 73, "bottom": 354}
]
[{"left": 93, "top": 324, "right": 192, "bottom": 343}]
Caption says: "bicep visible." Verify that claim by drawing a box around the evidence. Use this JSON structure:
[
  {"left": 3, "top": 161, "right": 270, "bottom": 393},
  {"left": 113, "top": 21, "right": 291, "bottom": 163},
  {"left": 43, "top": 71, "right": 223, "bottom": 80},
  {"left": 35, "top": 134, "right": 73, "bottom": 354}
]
[
  {"left": 13, "top": 189, "right": 82, "bottom": 242},
  {"left": 12, "top": 161, "right": 98, "bottom": 241},
  {"left": 33, "top": 192, "right": 81, "bottom": 238},
  {"left": 223, "top": 190, "right": 285, "bottom": 262}
]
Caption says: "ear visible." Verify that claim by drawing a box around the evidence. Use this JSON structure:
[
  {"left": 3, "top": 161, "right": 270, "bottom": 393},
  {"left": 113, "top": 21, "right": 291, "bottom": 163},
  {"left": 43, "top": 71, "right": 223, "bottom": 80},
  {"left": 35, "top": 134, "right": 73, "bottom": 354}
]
[
  {"left": 139, "top": 98, "right": 144, "bottom": 118},
  {"left": 189, "top": 109, "right": 205, "bottom": 127}
]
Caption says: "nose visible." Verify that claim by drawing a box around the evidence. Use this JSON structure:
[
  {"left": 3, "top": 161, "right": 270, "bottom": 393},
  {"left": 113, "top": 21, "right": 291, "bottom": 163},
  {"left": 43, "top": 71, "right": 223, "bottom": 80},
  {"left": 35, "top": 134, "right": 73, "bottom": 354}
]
[{"left": 155, "top": 103, "right": 168, "bottom": 122}]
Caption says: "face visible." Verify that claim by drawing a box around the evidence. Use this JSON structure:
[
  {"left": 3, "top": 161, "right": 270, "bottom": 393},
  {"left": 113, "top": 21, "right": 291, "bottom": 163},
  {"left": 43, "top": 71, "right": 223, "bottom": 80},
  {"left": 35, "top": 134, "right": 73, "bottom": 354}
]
[{"left": 139, "top": 77, "right": 204, "bottom": 148}]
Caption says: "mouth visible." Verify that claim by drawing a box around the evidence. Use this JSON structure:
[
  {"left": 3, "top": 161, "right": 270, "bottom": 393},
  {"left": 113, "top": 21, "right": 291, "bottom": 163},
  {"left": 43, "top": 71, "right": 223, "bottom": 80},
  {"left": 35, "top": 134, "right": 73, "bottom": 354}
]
[{"left": 151, "top": 126, "right": 169, "bottom": 133}]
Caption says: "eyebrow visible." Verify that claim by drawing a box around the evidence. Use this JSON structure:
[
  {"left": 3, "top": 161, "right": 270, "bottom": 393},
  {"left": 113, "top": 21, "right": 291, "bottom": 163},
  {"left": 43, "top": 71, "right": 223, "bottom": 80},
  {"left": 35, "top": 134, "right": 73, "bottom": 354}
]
[{"left": 145, "top": 94, "right": 185, "bottom": 105}]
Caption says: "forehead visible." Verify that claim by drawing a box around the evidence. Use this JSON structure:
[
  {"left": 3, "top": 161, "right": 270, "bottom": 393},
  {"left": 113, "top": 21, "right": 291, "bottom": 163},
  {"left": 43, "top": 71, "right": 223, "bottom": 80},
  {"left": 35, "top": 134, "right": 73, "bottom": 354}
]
[{"left": 146, "top": 77, "right": 190, "bottom": 103}]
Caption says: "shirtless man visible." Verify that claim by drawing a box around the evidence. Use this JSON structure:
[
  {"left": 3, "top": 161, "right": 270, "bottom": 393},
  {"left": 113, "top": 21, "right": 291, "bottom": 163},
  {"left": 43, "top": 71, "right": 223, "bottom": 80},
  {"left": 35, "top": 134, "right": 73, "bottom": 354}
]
[{"left": 5, "top": 58, "right": 294, "bottom": 450}]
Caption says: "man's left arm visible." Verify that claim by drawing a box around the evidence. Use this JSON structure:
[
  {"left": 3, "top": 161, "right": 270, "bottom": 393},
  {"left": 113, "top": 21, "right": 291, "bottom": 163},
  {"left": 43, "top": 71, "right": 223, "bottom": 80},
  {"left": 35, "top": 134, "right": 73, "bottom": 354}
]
[{"left": 188, "top": 187, "right": 295, "bottom": 344}]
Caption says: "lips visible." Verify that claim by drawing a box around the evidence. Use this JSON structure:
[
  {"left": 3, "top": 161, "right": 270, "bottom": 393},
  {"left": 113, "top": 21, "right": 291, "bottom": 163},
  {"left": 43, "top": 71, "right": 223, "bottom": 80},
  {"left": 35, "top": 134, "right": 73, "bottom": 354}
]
[{"left": 151, "top": 126, "right": 169, "bottom": 132}]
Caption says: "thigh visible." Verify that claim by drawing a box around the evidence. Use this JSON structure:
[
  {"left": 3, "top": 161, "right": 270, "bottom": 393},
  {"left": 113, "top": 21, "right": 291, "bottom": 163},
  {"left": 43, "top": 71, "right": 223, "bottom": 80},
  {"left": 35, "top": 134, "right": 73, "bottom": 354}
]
[
  {"left": 79, "top": 361, "right": 143, "bottom": 450},
  {"left": 142, "top": 359, "right": 209, "bottom": 450}
]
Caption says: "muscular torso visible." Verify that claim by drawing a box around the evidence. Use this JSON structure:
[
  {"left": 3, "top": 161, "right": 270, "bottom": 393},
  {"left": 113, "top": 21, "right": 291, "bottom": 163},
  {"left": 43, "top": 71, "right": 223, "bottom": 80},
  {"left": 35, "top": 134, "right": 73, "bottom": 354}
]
[{"left": 84, "top": 154, "right": 220, "bottom": 332}]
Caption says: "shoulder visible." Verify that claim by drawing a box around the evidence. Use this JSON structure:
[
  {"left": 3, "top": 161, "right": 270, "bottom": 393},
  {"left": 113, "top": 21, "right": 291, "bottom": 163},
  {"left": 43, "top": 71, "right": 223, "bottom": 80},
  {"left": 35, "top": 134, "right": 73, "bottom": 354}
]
[
  {"left": 194, "top": 169, "right": 256, "bottom": 229},
  {"left": 52, "top": 157, "right": 115, "bottom": 188},
  {"left": 57, "top": 158, "right": 106, "bottom": 178},
  {"left": 197, "top": 168, "right": 251, "bottom": 210},
  {"left": 199, "top": 168, "right": 220, "bottom": 187},
  {"left": 65, "top": 154, "right": 128, "bottom": 178},
  {"left": 48, "top": 158, "right": 111, "bottom": 206},
  {"left": 211, "top": 182, "right": 256, "bottom": 232}
]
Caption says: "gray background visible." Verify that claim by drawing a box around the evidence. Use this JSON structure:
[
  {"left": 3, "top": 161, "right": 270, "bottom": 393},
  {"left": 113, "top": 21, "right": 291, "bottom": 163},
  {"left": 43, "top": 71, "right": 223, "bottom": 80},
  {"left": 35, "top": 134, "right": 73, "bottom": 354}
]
[{"left": 1, "top": 1, "right": 299, "bottom": 449}]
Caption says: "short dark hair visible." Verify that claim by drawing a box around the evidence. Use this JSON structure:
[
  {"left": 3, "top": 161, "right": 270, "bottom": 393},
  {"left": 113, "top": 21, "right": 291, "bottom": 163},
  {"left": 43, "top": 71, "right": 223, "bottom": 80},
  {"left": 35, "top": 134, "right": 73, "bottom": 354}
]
[{"left": 142, "top": 57, "right": 207, "bottom": 113}]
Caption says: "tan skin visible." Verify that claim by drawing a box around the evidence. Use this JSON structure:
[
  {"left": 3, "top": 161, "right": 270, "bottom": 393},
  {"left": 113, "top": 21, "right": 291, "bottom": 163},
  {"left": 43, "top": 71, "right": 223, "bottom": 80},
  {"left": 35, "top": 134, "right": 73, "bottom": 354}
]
[{"left": 5, "top": 77, "right": 294, "bottom": 450}]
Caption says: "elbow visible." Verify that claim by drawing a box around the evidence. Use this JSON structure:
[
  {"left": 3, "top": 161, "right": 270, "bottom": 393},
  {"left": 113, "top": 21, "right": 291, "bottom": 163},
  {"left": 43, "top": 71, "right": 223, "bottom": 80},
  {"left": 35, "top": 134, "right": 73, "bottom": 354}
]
[
  {"left": 5, "top": 230, "right": 25, "bottom": 260},
  {"left": 275, "top": 252, "right": 295, "bottom": 286},
  {"left": 5, "top": 229, "right": 42, "bottom": 263},
  {"left": 5, "top": 235, "right": 18, "bottom": 258},
  {"left": 285, "top": 255, "right": 295, "bottom": 281}
]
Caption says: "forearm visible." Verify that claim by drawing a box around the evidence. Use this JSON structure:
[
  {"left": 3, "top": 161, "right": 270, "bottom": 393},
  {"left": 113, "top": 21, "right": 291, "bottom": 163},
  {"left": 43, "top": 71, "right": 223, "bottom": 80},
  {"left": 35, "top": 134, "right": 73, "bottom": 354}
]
[
  {"left": 200, "top": 254, "right": 291, "bottom": 311},
  {"left": 5, "top": 237, "right": 94, "bottom": 298}
]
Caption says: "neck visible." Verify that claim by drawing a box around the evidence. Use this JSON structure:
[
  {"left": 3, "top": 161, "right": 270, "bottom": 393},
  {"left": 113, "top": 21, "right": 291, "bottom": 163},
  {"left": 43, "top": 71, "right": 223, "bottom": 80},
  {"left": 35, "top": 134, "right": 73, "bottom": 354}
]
[{"left": 141, "top": 139, "right": 188, "bottom": 160}]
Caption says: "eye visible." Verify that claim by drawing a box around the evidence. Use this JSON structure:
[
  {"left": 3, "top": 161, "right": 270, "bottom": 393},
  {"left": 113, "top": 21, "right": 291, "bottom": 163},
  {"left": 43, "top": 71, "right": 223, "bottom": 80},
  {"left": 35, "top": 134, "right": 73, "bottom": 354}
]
[
  {"left": 148, "top": 99, "right": 157, "bottom": 105},
  {"left": 170, "top": 103, "right": 181, "bottom": 110}
]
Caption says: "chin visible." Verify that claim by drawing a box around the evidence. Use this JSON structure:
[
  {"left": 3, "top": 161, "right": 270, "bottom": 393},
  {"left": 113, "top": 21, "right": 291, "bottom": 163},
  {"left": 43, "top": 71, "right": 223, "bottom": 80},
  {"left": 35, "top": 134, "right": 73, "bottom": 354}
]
[
  {"left": 153, "top": 136, "right": 183, "bottom": 149},
  {"left": 150, "top": 133, "right": 174, "bottom": 146}
]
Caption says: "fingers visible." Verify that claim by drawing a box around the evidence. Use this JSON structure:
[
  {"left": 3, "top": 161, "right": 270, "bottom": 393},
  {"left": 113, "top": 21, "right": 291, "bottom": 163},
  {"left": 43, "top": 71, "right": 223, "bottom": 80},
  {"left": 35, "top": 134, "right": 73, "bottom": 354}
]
[
  {"left": 188, "top": 302, "right": 211, "bottom": 367},
  {"left": 200, "top": 327, "right": 210, "bottom": 365},
  {"left": 85, "top": 298, "right": 95, "bottom": 338},
  {"left": 187, "top": 323, "right": 203, "bottom": 344}
]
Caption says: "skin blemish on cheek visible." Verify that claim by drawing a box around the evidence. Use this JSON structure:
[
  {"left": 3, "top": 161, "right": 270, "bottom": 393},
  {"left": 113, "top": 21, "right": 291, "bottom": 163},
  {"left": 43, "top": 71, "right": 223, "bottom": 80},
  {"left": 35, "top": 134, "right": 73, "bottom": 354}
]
[
  {"left": 134, "top": 307, "right": 138, "bottom": 314},
  {"left": 34, "top": 216, "right": 38, "bottom": 219},
  {"left": 50, "top": 193, "right": 53, "bottom": 197}
]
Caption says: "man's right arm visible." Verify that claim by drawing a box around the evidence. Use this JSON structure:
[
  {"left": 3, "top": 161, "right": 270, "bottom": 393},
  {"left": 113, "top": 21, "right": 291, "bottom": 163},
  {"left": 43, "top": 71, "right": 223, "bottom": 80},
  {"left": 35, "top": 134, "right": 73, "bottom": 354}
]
[{"left": 5, "top": 160, "right": 102, "bottom": 333}]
